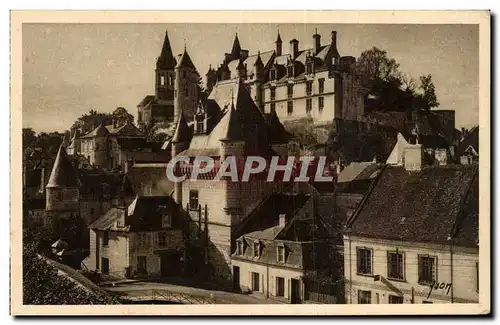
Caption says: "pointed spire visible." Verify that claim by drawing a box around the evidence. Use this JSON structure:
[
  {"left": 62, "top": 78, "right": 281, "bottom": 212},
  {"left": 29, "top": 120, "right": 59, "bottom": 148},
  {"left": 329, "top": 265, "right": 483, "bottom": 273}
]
[
  {"left": 276, "top": 29, "right": 282, "bottom": 43},
  {"left": 172, "top": 113, "right": 191, "bottom": 143},
  {"left": 175, "top": 47, "right": 196, "bottom": 69},
  {"left": 157, "top": 30, "right": 177, "bottom": 69},
  {"left": 231, "top": 32, "right": 242, "bottom": 57},
  {"left": 219, "top": 96, "right": 243, "bottom": 142},
  {"left": 46, "top": 145, "right": 79, "bottom": 188}
]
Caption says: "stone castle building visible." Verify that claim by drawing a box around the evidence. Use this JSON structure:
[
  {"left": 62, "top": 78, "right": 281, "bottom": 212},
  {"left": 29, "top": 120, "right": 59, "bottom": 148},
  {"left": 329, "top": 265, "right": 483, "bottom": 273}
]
[
  {"left": 206, "top": 30, "right": 366, "bottom": 125},
  {"left": 137, "top": 31, "right": 201, "bottom": 130}
]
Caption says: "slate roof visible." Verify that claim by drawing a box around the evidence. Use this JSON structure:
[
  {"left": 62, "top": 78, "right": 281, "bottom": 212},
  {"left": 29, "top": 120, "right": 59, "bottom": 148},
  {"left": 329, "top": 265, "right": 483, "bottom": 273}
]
[
  {"left": 457, "top": 126, "right": 479, "bottom": 157},
  {"left": 46, "top": 146, "right": 79, "bottom": 188},
  {"left": 175, "top": 49, "right": 196, "bottom": 69},
  {"left": 81, "top": 124, "right": 110, "bottom": 139},
  {"left": 156, "top": 31, "right": 177, "bottom": 69},
  {"left": 264, "top": 110, "right": 294, "bottom": 144},
  {"left": 346, "top": 164, "right": 479, "bottom": 247},
  {"left": 171, "top": 113, "right": 193, "bottom": 143},
  {"left": 337, "top": 162, "right": 382, "bottom": 183},
  {"left": 89, "top": 196, "right": 181, "bottom": 232}
]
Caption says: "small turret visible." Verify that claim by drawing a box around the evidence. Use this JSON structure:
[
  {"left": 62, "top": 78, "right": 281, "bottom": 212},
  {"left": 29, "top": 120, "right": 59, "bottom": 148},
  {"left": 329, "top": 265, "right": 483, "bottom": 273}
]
[{"left": 46, "top": 146, "right": 79, "bottom": 212}]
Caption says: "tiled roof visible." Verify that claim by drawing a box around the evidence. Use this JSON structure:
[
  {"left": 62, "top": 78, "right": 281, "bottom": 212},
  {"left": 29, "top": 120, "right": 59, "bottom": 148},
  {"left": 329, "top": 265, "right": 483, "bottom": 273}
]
[
  {"left": 89, "top": 196, "right": 181, "bottom": 232},
  {"left": 46, "top": 146, "right": 79, "bottom": 188},
  {"left": 81, "top": 124, "right": 110, "bottom": 139},
  {"left": 346, "top": 164, "right": 479, "bottom": 247}
]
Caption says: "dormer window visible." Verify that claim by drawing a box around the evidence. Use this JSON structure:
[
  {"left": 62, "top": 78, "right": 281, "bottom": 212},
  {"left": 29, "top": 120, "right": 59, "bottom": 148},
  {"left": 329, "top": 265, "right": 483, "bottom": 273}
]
[
  {"left": 160, "top": 75, "right": 165, "bottom": 86},
  {"left": 270, "top": 87, "right": 276, "bottom": 101},
  {"left": 253, "top": 241, "right": 260, "bottom": 258},
  {"left": 270, "top": 69, "right": 276, "bottom": 80},
  {"left": 196, "top": 120, "right": 204, "bottom": 134},
  {"left": 237, "top": 239, "right": 245, "bottom": 255},
  {"left": 306, "top": 61, "right": 313, "bottom": 75},
  {"left": 277, "top": 244, "right": 285, "bottom": 263},
  {"left": 287, "top": 64, "right": 294, "bottom": 77}
]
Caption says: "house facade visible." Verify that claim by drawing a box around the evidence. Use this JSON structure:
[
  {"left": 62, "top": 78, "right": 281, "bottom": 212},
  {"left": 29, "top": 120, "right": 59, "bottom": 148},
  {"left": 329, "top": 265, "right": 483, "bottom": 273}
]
[
  {"left": 85, "top": 196, "right": 185, "bottom": 279},
  {"left": 343, "top": 139, "right": 479, "bottom": 304}
]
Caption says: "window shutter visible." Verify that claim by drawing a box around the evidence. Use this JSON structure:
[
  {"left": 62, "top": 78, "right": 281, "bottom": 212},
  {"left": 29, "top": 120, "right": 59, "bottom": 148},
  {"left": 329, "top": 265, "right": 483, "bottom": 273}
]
[
  {"left": 260, "top": 274, "right": 265, "bottom": 293},
  {"left": 249, "top": 272, "right": 252, "bottom": 291},
  {"left": 270, "top": 276, "right": 275, "bottom": 296},
  {"left": 287, "top": 279, "right": 291, "bottom": 300}
]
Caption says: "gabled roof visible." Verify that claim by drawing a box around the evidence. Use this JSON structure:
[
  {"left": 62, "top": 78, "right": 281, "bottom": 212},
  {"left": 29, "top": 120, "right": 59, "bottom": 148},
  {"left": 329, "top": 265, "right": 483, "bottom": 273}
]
[
  {"left": 106, "top": 122, "right": 144, "bottom": 137},
  {"left": 46, "top": 146, "right": 79, "bottom": 188},
  {"left": 89, "top": 196, "right": 181, "bottom": 232},
  {"left": 175, "top": 49, "right": 196, "bottom": 69},
  {"left": 81, "top": 124, "right": 109, "bottom": 139},
  {"left": 346, "top": 165, "right": 479, "bottom": 247},
  {"left": 137, "top": 95, "right": 155, "bottom": 107},
  {"left": 458, "top": 126, "right": 479, "bottom": 157},
  {"left": 156, "top": 31, "right": 177, "bottom": 70}
]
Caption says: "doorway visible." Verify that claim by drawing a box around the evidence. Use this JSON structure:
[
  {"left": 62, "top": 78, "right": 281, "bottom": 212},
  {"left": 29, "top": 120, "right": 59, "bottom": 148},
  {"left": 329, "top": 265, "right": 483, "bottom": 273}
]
[
  {"left": 233, "top": 266, "right": 240, "bottom": 291},
  {"left": 137, "top": 256, "right": 147, "bottom": 275},
  {"left": 290, "top": 278, "right": 302, "bottom": 304},
  {"left": 160, "top": 253, "right": 181, "bottom": 277}
]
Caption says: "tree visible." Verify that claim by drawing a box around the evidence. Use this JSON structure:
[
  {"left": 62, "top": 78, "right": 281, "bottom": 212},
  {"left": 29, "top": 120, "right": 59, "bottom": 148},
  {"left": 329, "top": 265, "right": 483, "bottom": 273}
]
[
  {"left": 417, "top": 74, "right": 440, "bottom": 111},
  {"left": 111, "top": 107, "right": 134, "bottom": 126},
  {"left": 22, "top": 128, "right": 37, "bottom": 149},
  {"left": 357, "top": 47, "right": 401, "bottom": 88},
  {"left": 71, "top": 110, "right": 113, "bottom": 135}
]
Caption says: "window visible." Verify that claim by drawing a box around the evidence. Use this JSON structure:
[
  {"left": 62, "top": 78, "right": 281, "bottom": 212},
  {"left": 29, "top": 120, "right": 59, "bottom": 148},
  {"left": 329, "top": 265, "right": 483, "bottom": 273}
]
[
  {"left": 306, "top": 82, "right": 313, "bottom": 96},
  {"left": 237, "top": 240, "right": 244, "bottom": 255},
  {"left": 189, "top": 190, "right": 199, "bottom": 210},
  {"left": 137, "top": 233, "right": 148, "bottom": 248},
  {"left": 276, "top": 277, "right": 285, "bottom": 297},
  {"left": 101, "top": 258, "right": 109, "bottom": 274},
  {"left": 287, "top": 84, "right": 293, "bottom": 98},
  {"left": 102, "top": 231, "right": 109, "bottom": 246},
  {"left": 252, "top": 272, "right": 260, "bottom": 291},
  {"left": 196, "top": 120, "right": 204, "bottom": 134},
  {"left": 356, "top": 247, "right": 373, "bottom": 275},
  {"left": 418, "top": 255, "right": 436, "bottom": 285},
  {"left": 162, "top": 214, "right": 172, "bottom": 228},
  {"left": 270, "top": 69, "right": 276, "bottom": 80},
  {"left": 318, "top": 97, "right": 324, "bottom": 113},
  {"left": 306, "top": 62, "right": 313, "bottom": 74},
  {"left": 358, "top": 290, "right": 371, "bottom": 304},
  {"left": 253, "top": 241, "right": 260, "bottom": 258},
  {"left": 270, "top": 103, "right": 276, "bottom": 113},
  {"left": 138, "top": 111, "right": 142, "bottom": 122},
  {"left": 158, "top": 232, "right": 167, "bottom": 248},
  {"left": 306, "top": 98, "right": 312, "bottom": 113},
  {"left": 270, "top": 87, "right": 276, "bottom": 100},
  {"left": 387, "top": 251, "right": 405, "bottom": 281},
  {"left": 319, "top": 79, "right": 325, "bottom": 94},
  {"left": 287, "top": 65, "right": 293, "bottom": 77},
  {"left": 160, "top": 75, "right": 165, "bottom": 86},
  {"left": 277, "top": 244, "right": 285, "bottom": 263},
  {"left": 287, "top": 101, "right": 293, "bottom": 115},
  {"left": 389, "top": 295, "right": 404, "bottom": 304}
]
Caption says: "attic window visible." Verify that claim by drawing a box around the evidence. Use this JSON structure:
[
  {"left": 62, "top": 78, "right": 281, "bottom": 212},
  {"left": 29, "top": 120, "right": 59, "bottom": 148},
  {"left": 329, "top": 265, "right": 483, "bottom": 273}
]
[
  {"left": 253, "top": 241, "right": 261, "bottom": 258},
  {"left": 237, "top": 239, "right": 244, "bottom": 255},
  {"left": 306, "top": 61, "right": 313, "bottom": 74},
  {"left": 277, "top": 244, "right": 285, "bottom": 263}
]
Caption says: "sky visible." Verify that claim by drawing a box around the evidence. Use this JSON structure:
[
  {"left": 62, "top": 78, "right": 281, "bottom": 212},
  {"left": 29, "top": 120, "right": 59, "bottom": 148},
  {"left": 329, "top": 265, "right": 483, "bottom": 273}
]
[{"left": 22, "top": 23, "right": 479, "bottom": 133}]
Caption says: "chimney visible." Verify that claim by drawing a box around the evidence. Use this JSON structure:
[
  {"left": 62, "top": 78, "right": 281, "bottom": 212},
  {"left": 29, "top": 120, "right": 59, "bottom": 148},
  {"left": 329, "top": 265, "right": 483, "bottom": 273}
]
[
  {"left": 313, "top": 29, "right": 321, "bottom": 54},
  {"left": 403, "top": 144, "right": 423, "bottom": 171},
  {"left": 289, "top": 39, "right": 299, "bottom": 59},
  {"left": 39, "top": 167, "right": 46, "bottom": 193},
  {"left": 116, "top": 200, "right": 127, "bottom": 227},
  {"left": 331, "top": 31, "right": 337, "bottom": 49},
  {"left": 279, "top": 213, "right": 286, "bottom": 227}
]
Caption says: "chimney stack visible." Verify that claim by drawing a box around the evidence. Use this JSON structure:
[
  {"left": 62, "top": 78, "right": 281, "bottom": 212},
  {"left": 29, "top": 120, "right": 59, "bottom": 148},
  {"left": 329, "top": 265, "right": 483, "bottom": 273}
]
[
  {"left": 331, "top": 31, "right": 338, "bottom": 49},
  {"left": 313, "top": 29, "right": 321, "bottom": 54},
  {"left": 279, "top": 213, "right": 286, "bottom": 227},
  {"left": 289, "top": 39, "right": 299, "bottom": 59},
  {"left": 39, "top": 167, "right": 46, "bottom": 193}
]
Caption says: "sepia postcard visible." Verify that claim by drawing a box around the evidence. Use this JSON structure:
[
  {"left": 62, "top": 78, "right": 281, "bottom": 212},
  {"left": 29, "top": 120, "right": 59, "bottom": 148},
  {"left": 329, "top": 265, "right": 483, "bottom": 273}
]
[{"left": 11, "top": 10, "right": 491, "bottom": 316}]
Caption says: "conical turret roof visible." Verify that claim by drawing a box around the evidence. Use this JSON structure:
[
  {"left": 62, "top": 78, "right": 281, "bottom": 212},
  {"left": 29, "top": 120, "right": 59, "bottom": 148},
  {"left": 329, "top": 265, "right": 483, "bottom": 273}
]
[
  {"left": 231, "top": 33, "right": 242, "bottom": 57},
  {"left": 276, "top": 31, "right": 282, "bottom": 43},
  {"left": 175, "top": 48, "right": 196, "bottom": 69},
  {"left": 46, "top": 145, "right": 79, "bottom": 188},
  {"left": 172, "top": 113, "right": 192, "bottom": 143},
  {"left": 219, "top": 98, "right": 243, "bottom": 141},
  {"left": 157, "top": 30, "right": 177, "bottom": 69}
]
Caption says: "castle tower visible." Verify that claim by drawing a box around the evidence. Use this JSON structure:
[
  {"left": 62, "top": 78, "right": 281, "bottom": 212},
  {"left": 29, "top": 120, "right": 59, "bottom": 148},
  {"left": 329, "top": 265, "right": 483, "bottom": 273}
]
[
  {"left": 171, "top": 112, "right": 192, "bottom": 205},
  {"left": 46, "top": 145, "right": 79, "bottom": 213},
  {"left": 92, "top": 124, "right": 110, "bottom": 168},
  {"left": 174, "top": 47, "right": 199, "bottom": 125},
  {"left": 252, "top": 52, "right": 265, "bottom": 113},
  {"left": 155, "top": 31, "right": 177, "bottom": 104},
  {"left": 230, "top": 33, "right": 242, "bottom": 59},
  {"left": 205, "top": 64, "right": 217, "bottom": 95}
]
